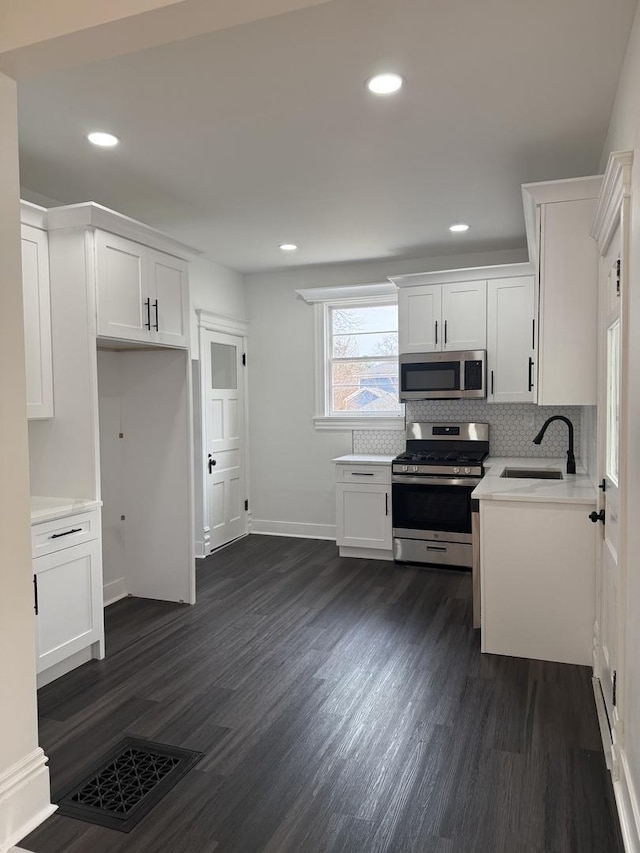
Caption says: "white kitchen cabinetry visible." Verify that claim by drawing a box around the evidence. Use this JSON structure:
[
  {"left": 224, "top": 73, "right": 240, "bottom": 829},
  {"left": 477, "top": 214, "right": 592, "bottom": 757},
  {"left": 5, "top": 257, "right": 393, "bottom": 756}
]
[
  {"left": 397, "top": 280, "right": 486, "bottom": 353},
  {"left": 95, "top": 230, "right": 189, "bottom": 347},
  {"left": 486, "top": 275, "right": 535, "bottom": 403},
  {"left": 21, "top": 219, "right": 54, "bottom": 419},
  {"left": 480, "top": 498, "right": 596, "bottom": 666},
  {"left": 522, "top": 176, "right": 602, "bottom": 406},
  {"left": 32, "top": 506, "right": 104, "bottom": 686},
  {"left": 334, "top": 459, "right": 393, "bottom": 560}
]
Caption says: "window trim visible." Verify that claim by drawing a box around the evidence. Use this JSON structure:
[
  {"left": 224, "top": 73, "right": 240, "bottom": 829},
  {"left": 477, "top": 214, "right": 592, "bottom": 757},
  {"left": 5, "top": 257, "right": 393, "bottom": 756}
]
[{"left": 296, "top": 283, "right": 404, "bottom": 431}]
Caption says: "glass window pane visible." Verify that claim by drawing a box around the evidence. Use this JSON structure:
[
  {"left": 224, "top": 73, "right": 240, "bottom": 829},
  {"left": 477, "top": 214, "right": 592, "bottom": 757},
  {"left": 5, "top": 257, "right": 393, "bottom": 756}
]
[
  {"left": 331, "top": 359, "right": 401, "bottom": 413},
  {"left": 331, "top": 304, "right": 397, "bottom": 336},
  {"left": 332, "top": 331, "right": 398, "bottom": 358},
  {"left": 211, "top": 342, "right": 237, "bottom": 390},
  {"left": 607, "top": 320, "right": 620, "bottom": 485}
]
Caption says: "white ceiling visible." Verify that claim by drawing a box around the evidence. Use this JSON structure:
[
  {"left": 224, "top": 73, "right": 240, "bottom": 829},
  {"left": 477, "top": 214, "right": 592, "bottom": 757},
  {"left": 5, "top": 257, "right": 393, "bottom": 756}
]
[{"left": 17, "top": 0, "right": 638, "bottom": 273}]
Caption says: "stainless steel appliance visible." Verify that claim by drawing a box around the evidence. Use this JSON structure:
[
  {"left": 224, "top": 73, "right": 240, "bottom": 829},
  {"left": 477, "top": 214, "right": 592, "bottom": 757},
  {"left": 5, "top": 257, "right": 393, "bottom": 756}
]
[
  {"left": 392, "top": 422, "right": 489, "bottom": 569},
  {"left": 399, "top": 350, "right": 486, "bottom": 401}
]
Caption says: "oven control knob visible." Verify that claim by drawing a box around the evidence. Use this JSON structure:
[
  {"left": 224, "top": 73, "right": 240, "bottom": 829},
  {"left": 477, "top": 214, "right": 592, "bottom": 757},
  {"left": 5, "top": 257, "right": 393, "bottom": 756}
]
[
  {"left": 412, "top": 465, "right": 419, "bottom": 472},
  {"left": 402, "top": 465, "right": 408, "bottom": 472},
  {"left": 453, "top": 467, "right": 460, "bottom": 474},
  {"left": 465, "top": 467, "right": 471, "bottom": 475}
]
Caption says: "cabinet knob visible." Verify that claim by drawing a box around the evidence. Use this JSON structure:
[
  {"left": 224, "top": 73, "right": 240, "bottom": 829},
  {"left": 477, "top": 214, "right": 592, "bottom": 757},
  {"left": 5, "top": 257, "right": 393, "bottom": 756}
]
[{"left": 588, "top": 509, "right": 605, "bottom": 524}]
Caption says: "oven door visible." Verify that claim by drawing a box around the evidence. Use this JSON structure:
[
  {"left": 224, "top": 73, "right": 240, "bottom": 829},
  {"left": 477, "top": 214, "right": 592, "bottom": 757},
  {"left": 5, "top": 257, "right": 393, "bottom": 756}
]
[{"left": 392, "top": 476, "right": 480, "bottom": 543}]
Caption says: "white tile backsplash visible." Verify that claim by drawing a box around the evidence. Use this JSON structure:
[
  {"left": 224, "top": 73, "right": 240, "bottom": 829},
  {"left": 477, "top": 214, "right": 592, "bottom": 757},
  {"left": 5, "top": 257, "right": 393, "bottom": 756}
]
[{"left": 353, "top": 401, "right": 584, "bottom": 459}]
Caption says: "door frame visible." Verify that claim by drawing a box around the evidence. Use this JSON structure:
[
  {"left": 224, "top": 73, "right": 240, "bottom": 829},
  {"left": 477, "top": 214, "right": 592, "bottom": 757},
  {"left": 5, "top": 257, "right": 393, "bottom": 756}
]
[
  {"left": 591, "top": 152, "right": 632, "bottom": 802},
  {"left": 196, "top": 310, "right": 249, "bottom": 556}
]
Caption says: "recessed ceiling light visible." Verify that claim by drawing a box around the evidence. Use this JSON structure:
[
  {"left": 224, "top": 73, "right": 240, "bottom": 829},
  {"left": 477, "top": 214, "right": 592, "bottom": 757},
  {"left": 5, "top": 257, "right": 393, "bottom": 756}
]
[
  {"left": 87, "top": 131, "right": 119, "bottom": 148},
  {"left": 279, "top": 243, "right": 298, "bottom": 252},
  {"left": 367, "top": 73, "right": 404, "bottom": 95},
  {"left": 449, "top": 223, "right": 470, "bottom": 233}
]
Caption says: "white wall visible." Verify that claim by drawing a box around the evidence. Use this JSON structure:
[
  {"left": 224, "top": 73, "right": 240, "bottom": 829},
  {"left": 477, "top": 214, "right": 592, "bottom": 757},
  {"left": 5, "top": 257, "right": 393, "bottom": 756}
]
[
  {"left": 600, "top": 5, "right": 640, "bottom": 849},
  {"left": 189, "top": 255, "right": 246, "bottom": 358},
  {"left": 244, "top": 248, "right": 528, "bottom": 537},
  {"left": 97, "top": 350, "right": 126, "bottom": 604},
  {"left": 0, "top": 71, "right": 53, "bottom": 850}
]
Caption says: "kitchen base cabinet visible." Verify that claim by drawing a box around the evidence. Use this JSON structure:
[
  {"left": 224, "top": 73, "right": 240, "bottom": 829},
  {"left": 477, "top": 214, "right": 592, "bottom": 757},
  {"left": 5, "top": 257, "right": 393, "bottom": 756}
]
[
  {"left": 334, "top": 460, "right": 393, "bottom": 560},
  {"left": 32, "top": 507, "right": 104, "bottom": 686},
  {"left": 480, "top": 499, "right": 595, "bottom": 665}
]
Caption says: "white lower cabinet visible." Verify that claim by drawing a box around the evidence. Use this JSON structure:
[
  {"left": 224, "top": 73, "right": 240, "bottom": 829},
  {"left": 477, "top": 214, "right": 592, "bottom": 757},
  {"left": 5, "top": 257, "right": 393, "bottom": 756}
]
[
  {"left": 335, "top": 461, "right": 392, "bottom": 559},
  {"left": 32, "top": 508, "right": 105, "bottom": 682},
  {"left": 480, "top": 499, "right": 596, "bottom": 666}
]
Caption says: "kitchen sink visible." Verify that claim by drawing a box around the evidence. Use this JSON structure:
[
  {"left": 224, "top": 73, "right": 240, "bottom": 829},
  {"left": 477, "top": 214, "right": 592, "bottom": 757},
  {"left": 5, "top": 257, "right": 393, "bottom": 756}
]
[{"left": 500, "top": 467, "right": 563, "bottom": 479}]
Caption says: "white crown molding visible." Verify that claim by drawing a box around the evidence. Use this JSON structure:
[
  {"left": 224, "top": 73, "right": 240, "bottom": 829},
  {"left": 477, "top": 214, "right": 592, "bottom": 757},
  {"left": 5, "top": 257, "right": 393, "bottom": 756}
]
[
  {"left": 592, "top": 151, "right": 634, "bottom": 253},
  {"left": 389, "top": 262, "right": 533, "bottom": 288},
  {"left": 45, "top": 202, "right": 202, "bottom": 259},
  {"left": 296, "top": 282, "right": 397, "bottom": 303},
  {"left": 19, "top": 200, "right": 46, "bottom": 230},
  {"left": 196, "top": 309, "right": 249, "bottom": 335}
]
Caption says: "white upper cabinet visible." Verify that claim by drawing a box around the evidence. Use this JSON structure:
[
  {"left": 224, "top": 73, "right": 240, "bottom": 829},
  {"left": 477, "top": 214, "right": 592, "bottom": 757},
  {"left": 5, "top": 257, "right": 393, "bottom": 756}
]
[
  {"left": 441, "top": 281, "right": 487, "bottom": 351},
  {"left": 21, "top": 222, "right": 54, "bottom": 419},
  {"left": 95, "top": 230, "right": 149, "bottom": 342},
  {"left": 95, "top": 230, "right": 190, "bottom": 347},
  {"left": 396, "top": 279, "right": 486, "bottom": 354},
  {"left": 486, "top": 276, "right": 535, "bottom": 403},
  {"left": 148, "top": 248, "right": 189, "bottom": 347},
  {"left": 522, "top": 176, "right": 602, "bottom": 406},
  {"left": 398, "top": 285, "right": 442, "bottom": 352}
]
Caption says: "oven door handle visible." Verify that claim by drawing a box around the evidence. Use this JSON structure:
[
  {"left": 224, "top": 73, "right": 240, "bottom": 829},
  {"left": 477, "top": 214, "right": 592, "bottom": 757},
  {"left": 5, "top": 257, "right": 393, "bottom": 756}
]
[{"left": 392, "top": 475, "right": 482, "bottom": 487}]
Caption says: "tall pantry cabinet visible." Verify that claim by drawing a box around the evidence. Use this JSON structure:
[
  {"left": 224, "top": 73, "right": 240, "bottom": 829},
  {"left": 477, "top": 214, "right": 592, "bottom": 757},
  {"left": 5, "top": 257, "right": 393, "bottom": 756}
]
[{"left": 29, "top": 203, "right": 197, "bottom": 626}]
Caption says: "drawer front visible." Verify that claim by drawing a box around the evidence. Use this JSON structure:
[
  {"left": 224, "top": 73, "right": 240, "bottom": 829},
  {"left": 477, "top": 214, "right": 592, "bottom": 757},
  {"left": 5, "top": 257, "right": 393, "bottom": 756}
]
[
  {"left": 336, "top": 464, "right": 391, "bottom": 485},
  {"left": 32, "top": 510, "right": 99, "bottom": 557}
]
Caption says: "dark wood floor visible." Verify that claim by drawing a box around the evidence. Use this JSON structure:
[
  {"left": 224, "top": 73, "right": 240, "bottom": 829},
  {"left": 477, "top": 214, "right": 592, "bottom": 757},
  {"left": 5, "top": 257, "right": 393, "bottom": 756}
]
[{"left": 24, "top": 535, "right": 622, "bottom": 853}]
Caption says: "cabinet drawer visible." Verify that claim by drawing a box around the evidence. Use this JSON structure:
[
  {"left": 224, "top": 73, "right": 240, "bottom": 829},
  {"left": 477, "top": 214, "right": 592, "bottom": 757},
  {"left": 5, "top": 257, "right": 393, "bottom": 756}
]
[
  {"left": 336, "top": 464, "right": 391, "bottom": 485},
  {"left": 32, "top": 510, "right": 99, "bottom": 557}
]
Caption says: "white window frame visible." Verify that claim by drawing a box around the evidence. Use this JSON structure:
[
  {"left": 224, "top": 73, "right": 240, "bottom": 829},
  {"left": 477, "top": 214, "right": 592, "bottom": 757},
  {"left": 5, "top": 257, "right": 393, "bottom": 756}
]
[{"left": 296, "top": 283, "right": 405, "bottom": 431}]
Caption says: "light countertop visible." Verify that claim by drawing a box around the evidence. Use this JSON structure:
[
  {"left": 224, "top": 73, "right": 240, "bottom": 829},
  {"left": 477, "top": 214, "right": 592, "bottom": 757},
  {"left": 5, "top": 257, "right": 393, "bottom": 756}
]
[
  {"left": 333, "top": 454, "right": 395, "bottom": 465},
  {"left": 31, "top": 496, "right": 102, "bottom": 524},
  {"left": 472, "top": 457, "right": 597, "bottom": 505}
]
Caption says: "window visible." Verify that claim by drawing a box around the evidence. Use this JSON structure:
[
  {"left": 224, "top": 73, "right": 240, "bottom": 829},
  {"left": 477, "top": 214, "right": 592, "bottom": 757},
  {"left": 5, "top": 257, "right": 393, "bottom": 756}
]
[
  {"left": 329, "top": 302, "right": 401, "bottom": 415},
  {"left": 296, "top": 283, "right": 404, "bottom": 430}
]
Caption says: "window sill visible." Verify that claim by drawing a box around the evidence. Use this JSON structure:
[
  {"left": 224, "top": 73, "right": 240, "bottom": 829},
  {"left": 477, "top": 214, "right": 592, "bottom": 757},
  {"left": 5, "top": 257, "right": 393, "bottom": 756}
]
[{"left": 313, "top": 415, "right": 405, "bottom": 432}]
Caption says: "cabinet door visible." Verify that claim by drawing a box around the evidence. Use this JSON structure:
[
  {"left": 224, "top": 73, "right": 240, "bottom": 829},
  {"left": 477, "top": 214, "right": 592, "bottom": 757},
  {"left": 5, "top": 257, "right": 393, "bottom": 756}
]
[
  {"left": 398, "top": 286, "right": 442, "bottom": 353},
  {"left": 538, "top": 198, "right": 598, "bottom": 405},
  {"left": 441, "top": 281, "right": 487, "bottom": 350},
  {"left": 34, "top": 539, "right": 103, "bottom": 674},
  {"left": 336, "top": 483, "right": 392, "bottom": 550},
  {"left": 487, "top": 276, "right": 535, "bottom": 403},
  {"left": 21, "top": 225, "right": 54, "bottom": 419},
  {"left": 148, "top": 249, "right": 190, "bottom": 347},
  {"left": 95, "top": 230, "right": 151, "bottom": 342}
]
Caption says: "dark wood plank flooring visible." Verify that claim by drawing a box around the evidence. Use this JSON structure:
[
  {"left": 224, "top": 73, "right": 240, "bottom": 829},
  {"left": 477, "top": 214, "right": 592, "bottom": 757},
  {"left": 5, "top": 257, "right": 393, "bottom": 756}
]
[{"left": 24, "top": 535, "right": 622, "bottom": 853}]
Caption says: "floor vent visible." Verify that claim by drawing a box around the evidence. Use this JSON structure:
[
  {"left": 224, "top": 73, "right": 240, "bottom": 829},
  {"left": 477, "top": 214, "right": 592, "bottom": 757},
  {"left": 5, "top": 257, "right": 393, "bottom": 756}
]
[{"left": 55, "top": 736, "right": 203, "bottom": 832}]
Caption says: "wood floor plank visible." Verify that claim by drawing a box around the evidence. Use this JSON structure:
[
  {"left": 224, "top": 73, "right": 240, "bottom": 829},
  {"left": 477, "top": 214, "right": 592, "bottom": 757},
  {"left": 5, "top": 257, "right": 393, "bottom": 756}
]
[{"left": 23, "top": 535, "right": 623, "bottom": 853}]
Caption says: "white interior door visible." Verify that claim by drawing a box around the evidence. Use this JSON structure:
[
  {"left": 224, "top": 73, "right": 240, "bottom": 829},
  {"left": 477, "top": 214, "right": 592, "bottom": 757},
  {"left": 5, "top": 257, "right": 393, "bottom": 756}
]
[
  {"left": 595, "top": 225, "right": 623, "bottom": 731},
  {"left": 203, "top": 329, "right": 247, "bottom": 550}
]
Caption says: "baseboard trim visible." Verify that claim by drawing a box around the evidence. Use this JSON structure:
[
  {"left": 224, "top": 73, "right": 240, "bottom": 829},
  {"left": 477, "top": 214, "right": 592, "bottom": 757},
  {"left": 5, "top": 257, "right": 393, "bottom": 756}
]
[
  {"left": 249, "top": 519, "right": 336, "bottom": 540},
  {"left": 0, "top": 748, "right": 55, "bottom": 853},
  {"left": 338, "top": 546, "right": 394, "bottom": 561},
  {"left": 103, "top": 577, "right": 127, "bottom": 607},
  {"left": 36, "top": 647, "right": 93, "bottom": 689},
  {"left": 615, "top": 751, "right": 640, "bottom": 853}
]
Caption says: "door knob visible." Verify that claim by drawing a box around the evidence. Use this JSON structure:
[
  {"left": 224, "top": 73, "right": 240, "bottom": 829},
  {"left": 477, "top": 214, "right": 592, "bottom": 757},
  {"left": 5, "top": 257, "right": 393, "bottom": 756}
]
[
  {"left": 588, "top": 509, "right": 605, "bottom": 524},
  {"left": 208, "top": 454, "right": 216, "bottom": 473}
]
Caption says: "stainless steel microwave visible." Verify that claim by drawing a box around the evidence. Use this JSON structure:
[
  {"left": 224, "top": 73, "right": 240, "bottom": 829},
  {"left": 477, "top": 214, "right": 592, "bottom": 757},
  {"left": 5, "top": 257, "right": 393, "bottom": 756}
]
[{"left": 399, "top": 350, "right": 486, "bottom": 400}]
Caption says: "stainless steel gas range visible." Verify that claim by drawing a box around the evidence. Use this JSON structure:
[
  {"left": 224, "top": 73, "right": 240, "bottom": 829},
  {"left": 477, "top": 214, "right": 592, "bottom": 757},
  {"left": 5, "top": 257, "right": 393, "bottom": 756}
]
[{"left": 392, "top": 422, "right": 489, "bottom": 569}]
